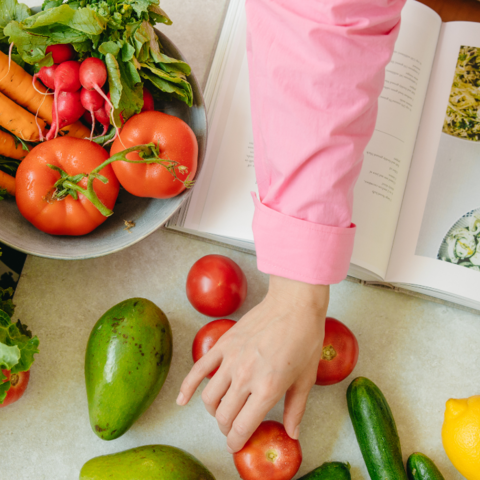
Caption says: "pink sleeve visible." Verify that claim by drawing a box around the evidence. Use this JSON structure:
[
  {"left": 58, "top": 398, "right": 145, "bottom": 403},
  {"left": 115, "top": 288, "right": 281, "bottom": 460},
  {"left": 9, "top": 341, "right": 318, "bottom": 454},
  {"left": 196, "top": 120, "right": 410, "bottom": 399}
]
[{"left": 245, "top": 0, "right": 406, "bottom": 284}]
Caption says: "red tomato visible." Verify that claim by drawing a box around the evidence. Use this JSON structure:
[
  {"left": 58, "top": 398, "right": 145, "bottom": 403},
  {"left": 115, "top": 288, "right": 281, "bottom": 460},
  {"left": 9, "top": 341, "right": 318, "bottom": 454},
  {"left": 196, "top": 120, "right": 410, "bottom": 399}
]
[
  {"left": 1, "top": 369, "right": 30, "bottom": 408},
  {"left": 110, "top": 111, "right": 198, "bottom": 199},
  {"left": 186, "top": 255, "right": 248, "bottom": 317},
  {"left": 234, "top": 421, "right": 302, "bottom": 480},
  {"left": 192, "top": 319, "right": 236, "bottom": 378},
  {"left": 15, "top": 137, "right": 119, "bottom": 236},
  {"left": 315, "top": 317, "right": 359, "bottom": 386}
]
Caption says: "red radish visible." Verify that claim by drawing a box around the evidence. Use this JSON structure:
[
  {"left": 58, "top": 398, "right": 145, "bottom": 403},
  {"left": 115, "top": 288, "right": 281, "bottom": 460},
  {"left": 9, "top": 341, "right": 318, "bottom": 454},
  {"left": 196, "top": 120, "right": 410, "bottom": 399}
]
[
  {"left": 141, "top": 87, "right": 154, "bottom": 112},
  {"left": 79, "top": 57, "right": 122, "bottom": 142},
  {"left": 46, "top": 44, "right": 75, "bottom": 64},
  {"left": 52, "top": 61, "right": 82, "bottom": 138},
  {"left": 83, "top": 111, "right": 93, "bottom": 125},
  {"left": 36, "top": 65, "right": 58, "bottom": 90},
  {"left": 80, "top": 88, "right": 104, "bottom": 140},
  {"left": 46, "top": 90, "right": 85, "bottom": 140},
  {"left": 94, "top": 107, "right": 110, "bottom": 136}
]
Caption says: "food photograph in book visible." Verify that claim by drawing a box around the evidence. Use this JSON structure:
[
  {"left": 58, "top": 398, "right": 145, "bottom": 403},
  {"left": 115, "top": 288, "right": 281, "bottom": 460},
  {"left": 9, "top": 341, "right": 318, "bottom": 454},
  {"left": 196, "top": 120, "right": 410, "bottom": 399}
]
[{"left": 415, "top": 45, "right": 480, "bottom": 271}]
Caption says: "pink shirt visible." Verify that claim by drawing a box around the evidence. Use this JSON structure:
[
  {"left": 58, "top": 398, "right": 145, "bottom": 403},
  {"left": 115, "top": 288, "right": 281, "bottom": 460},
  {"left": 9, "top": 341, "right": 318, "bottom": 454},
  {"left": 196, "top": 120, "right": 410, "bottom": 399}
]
[{"left": 246, "top": 0, "right": 406, "bottom": 284}]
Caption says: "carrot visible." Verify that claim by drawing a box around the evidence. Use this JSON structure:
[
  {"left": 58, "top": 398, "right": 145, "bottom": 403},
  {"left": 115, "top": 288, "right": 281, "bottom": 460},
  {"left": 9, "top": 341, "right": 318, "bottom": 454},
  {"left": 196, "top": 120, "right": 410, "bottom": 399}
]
[
  {"left": 0, "top": 51, "right": 89, "bottom": 139},
  {"left": 0, "top": 91, "right": 46, "bottom": 142},
  {"left": 0, "top": 129, "right": 28, "bottom": 160},
  {"left": 0, "top": 170, "right": 15, "bottom": 196}
]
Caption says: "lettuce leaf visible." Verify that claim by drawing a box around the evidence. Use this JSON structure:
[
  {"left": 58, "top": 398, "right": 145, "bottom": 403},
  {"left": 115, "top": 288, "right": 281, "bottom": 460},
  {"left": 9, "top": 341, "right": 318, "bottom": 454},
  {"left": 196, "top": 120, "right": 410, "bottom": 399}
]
[
  {"left": 0, "top": 309, "right": 39, "bottom": 403},
  {"left": 0, "top": 0, "right": 31, "bottom": 43}
]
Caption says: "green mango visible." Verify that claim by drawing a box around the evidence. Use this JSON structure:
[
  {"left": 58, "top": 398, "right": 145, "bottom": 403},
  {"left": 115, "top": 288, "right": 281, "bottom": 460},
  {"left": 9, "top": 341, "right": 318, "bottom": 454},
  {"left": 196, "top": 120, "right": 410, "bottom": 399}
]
[
  {"left": 79, "top": 445, "right": 216, "bottom": 480},
  {"left": 85, "top": 298, "right": 172, "bottom": 440},
  {"left": 298, "top": 462, "right": 351, "bottom": 480}
]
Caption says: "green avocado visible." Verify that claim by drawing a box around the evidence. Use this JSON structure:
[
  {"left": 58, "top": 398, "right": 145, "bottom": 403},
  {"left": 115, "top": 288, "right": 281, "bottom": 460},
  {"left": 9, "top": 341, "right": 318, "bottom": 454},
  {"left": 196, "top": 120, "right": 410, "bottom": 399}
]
[
  {"left": 298, "top": 462, "right": 351, "bottom": 480},
  {"left": 79, "top": 445, "right": 216, "bottom": 480},
  {"left": 85, "top": 298, "right": 172, "bottom": 440}
]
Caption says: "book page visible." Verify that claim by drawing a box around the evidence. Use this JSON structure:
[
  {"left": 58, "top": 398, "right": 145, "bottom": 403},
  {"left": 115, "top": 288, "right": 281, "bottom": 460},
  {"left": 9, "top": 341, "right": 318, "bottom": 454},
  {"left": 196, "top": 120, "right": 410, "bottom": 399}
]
[
  {"left": 349, "top": 0, "right": 441, "bottom": 279},
  {"left": 387, "top": 21, "right": 480, "bottom": 304},
  {"left": 182, "top": 6, "right": 256, "bottom": 243}
]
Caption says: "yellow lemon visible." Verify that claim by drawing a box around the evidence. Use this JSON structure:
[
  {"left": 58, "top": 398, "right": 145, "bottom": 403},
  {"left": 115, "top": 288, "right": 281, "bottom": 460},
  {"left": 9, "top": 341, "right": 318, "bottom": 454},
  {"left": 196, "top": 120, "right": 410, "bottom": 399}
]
[{"left": 442, "top": 396, "right": 480, "bottom": 480}]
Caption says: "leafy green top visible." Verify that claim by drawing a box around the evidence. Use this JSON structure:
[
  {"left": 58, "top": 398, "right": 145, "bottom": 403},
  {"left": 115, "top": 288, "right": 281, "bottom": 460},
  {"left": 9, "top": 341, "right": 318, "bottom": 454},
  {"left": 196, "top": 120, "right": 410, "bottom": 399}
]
[
  {"left": 3, "top": 0, "right": 193, "bottom": 124},
  {"left": 0, "top": 309, "right": 39, "bottom": 403}
]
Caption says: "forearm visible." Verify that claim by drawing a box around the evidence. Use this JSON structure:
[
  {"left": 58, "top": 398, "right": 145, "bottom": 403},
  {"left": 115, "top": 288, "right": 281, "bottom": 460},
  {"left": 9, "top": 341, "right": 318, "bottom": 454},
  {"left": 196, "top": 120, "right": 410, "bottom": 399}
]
[{"left": 246, "top": 0, "right": 407, "bottom": 284}]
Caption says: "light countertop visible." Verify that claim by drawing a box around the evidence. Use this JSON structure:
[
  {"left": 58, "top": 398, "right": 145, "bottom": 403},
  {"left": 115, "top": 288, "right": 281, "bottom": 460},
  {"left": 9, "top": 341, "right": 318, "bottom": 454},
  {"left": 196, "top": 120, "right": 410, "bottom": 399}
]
[{"left": 2, "top": 1, "right": 479, "bottom": 479}]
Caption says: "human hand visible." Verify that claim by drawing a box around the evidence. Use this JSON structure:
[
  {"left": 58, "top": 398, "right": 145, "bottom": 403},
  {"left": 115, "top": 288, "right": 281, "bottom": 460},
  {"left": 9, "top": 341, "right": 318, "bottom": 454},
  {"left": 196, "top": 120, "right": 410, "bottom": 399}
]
[{"left": 176, "top": 274, "right": 329, "bottom": 453}]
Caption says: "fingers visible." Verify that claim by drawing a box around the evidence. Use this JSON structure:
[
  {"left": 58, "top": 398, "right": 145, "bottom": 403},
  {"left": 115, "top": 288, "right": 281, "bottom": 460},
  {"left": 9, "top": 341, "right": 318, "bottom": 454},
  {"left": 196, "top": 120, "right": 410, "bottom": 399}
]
[
  {"left": 226, "top": 391, "right": 279, "bottom": 453},
  {"left": 214, "top": 386, "right": 250, "bottom": 436},
  {"left": 177, "top": 350, "right": 223, "bottom": 406},
  {"left": 201, "top": 367, "right": 232, "bottom": 417},
  {"left": 283, "top": 372, "right": 315, "bottom": 440}
]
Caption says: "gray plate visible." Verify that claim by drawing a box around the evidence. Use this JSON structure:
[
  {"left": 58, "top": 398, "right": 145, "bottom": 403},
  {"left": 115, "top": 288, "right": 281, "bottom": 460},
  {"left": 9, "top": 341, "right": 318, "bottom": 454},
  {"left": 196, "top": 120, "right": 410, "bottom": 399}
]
[{"left": 0, "top": 30, "right": 207, "bottom": 260}]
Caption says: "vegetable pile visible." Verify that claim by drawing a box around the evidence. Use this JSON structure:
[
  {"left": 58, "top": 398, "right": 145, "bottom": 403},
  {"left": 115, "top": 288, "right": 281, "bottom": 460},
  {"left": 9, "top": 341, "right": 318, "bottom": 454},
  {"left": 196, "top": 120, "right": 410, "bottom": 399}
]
[{"left": 0, "top": 0, "right": 199, "bottom": 236}]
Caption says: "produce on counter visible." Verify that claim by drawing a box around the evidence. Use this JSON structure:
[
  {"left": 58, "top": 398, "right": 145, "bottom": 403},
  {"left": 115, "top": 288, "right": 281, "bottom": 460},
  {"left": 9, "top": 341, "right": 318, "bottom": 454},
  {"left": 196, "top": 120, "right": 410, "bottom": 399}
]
[
  {"left": 15, "top": 137, "right": 119, "bottom": 236},
  {"left": 79, "top": 444, "right": 216, "bottom": 480},
  {"left": 233, "top": 420, "right": 302, "bottom": 480},
  {"left": 186, "top": 255, "right": 248, "bottom": 317},
  {"left": 442, "top": 395, "right": 480, "bottom": 479},
  {"left": 0, "top": 309, "right": 39, "bottom": 407},
  {"left": 85, "top": 298, "right": 172, "bottom": 440},
  {"left": 406, "top": 453, "right": 446, "bottom": 480},
  {"left": 192, "top": 319, "right": 236, "bottom": 379},
  {"left": 110, "top": 111, "right": 198, "bottom": 198},
  {"left": 347, "top": 377, "right": 408, "bottom": 480},
  {"left": 316, "top": 317, "right": 359, "bottom": 386},
  {"left": 297, "top": 462, "right": 351, "bottom": 480}
]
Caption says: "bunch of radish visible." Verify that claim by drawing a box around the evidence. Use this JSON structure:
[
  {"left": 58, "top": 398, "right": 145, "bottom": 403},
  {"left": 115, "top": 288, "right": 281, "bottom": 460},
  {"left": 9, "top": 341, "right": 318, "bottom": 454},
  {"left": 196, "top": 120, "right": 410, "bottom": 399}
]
[{"left": 34, "top": 44, "right": 154, "bottom": 142}]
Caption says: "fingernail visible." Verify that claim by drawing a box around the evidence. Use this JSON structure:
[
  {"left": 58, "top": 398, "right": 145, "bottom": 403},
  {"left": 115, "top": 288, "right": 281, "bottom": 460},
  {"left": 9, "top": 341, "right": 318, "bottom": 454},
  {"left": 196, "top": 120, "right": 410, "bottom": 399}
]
[
  {"left": 293, "top": 425, "right": 300, "bottom": 439},
  {"left": 226, "top": 446, "right": 234, "bottom": 454},
  {"left": 176, "top": 392, "right": 185, "bottom": 406}
]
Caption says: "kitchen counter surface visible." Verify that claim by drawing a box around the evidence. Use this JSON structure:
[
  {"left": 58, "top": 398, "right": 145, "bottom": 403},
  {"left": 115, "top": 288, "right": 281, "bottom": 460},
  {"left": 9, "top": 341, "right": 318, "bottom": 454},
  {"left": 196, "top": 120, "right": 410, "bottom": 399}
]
[{"left": 2, "top": 1, "right": 480, "bottom": 479}]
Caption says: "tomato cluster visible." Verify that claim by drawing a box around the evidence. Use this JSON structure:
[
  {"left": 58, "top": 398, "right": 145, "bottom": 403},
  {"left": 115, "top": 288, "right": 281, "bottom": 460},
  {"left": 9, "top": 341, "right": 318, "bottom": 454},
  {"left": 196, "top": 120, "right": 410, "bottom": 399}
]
[
  {"left": 187, "top": 255, "right": 360, "bottom": 480},
  {"left": 15, "top": 111, "right": 198, "bottom": 236}
]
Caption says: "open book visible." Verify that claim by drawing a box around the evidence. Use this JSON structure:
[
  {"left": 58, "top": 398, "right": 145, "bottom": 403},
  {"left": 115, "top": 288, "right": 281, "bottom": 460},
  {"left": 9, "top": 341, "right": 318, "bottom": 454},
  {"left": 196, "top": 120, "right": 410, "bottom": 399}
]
[{"left": 167, "top": 0, "right": 480, "bottom": 312}]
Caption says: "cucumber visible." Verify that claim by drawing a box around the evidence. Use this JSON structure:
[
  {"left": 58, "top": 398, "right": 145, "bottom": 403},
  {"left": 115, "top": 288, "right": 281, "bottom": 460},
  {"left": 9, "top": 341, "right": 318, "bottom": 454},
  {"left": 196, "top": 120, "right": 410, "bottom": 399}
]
[
  {"left": 297, "top": 462, "right": 351, "bottom": 480},
  {"left": 347, "top": 376, "right": 408, "bottom": 480},
  {"left": 406, "top": 453, "right": 445, "bottom": 480}
]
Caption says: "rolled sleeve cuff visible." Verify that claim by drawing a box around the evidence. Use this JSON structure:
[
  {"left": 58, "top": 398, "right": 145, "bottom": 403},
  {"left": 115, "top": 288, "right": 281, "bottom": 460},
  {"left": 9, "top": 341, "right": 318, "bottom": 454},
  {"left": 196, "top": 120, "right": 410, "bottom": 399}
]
[{"left": 252, "top": 194, "right": 356, "bottom": 285}]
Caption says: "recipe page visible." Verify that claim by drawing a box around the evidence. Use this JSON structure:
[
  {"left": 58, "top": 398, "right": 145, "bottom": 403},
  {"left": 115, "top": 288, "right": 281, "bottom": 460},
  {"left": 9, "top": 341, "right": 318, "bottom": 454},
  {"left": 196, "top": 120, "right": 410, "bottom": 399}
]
[
  {"left": 387, "top": 21, "right": 480, "bottom": 304},
  {"left": 349, "top": 0, "right": 441, "bottom": 280}
]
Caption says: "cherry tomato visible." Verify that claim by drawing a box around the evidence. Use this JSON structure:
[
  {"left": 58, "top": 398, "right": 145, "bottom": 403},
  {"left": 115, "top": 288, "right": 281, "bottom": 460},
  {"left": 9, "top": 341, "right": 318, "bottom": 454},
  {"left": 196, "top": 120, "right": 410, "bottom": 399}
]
[
  {"left": 15, "top": 137, "right": 119, "bottom": 236},
  {"left": 315, "top": 317, "right": 359, "bottom": 386},
  {"left": 192, "top": 319, "right": 236, "bottom": 378},
  {"left": 1, "top": 369, "right": 30, "bottom": 408},
  {"left": 186, "top": 255, "right": 248, "bottom": 317},
  {"left": 110, "top": 111, "right": 198, "bottom": 199},
  {"left": 233, "top": 421, "right": 302, "bottom": 480}
]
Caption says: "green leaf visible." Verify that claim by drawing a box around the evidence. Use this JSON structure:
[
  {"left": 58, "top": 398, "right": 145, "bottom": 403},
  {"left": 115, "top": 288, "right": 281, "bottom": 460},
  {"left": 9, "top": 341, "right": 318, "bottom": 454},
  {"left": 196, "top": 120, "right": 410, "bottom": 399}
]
[
  {"left": 0, "top": 342, "right": 21, "bottom": 371},
  {"left": 121, "top": 42, "right": 135, "bottom": 62},
  {"left": 0, "top": 0, "right": 31, "bottom": 43},
  {"left": 42, "top": 0, "right": 65, "bottom": 10},
  {"left": 0, "top": 380, "right": 10, "bottom": 404},
  {"left": 140, "top": 62, "right": 192, "bottom": 106},
  {"left": 99, "top": 40, "right": 120, "bottom": 56},
  {"left": 105, "top": 53, "right": 122, "bottom": 109},
  {"left": 148, "top": 5, "right": 172, "bottom": 25},
  {"left": 129, "top": 0, "right": 158, "bottom": 17},
  {"left": 140, "top": 69, "right": 191, "bottom": 106},
  {"left": 23, "top": 5, "right": 105, "bottom": 37},
  {"left": 117, "top": 59, "right": 143, "bottom": 120}
]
